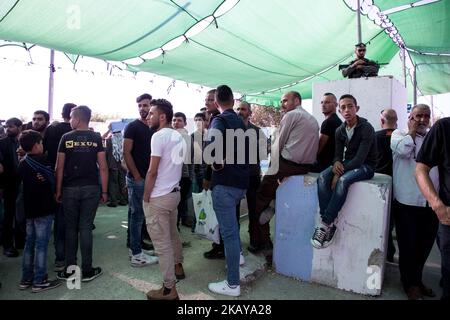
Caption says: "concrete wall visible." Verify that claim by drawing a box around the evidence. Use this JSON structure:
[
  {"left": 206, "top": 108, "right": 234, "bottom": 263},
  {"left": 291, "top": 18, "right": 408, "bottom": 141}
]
[
  {"left": 312, "top": 76, "right": 407, "bottom": 131},
  {"left": 273, "top": 174, "right": 392, "bottom": 296}
]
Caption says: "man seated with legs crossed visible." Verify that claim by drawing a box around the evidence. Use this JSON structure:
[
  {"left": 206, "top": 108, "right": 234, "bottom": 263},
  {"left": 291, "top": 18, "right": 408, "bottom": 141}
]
[{"left": 312, "top": 94, "right": 377, "bottom": 249}]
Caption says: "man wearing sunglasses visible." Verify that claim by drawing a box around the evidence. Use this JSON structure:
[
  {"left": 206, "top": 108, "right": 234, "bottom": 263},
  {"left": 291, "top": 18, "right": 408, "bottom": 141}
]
[{"left": 342, "top": 43, "right": 380, "bottom": 78}]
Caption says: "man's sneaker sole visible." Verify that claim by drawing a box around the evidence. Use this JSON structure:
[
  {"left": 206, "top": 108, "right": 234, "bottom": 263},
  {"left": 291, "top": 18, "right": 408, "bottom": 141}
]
[{"left": 31, "top": 281, "right": 62, "bottom": 293}]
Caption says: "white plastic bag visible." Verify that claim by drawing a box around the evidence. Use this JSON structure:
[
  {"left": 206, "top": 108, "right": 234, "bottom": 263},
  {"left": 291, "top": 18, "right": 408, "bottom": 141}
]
[{"left": 192, "top": 190, "right": 220, "bottom": 244}]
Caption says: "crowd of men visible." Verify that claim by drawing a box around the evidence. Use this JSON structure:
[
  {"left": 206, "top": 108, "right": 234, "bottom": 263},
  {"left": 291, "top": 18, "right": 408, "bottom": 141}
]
[{"left": 0, "top": 80, "right": 449, "bottom": 300}]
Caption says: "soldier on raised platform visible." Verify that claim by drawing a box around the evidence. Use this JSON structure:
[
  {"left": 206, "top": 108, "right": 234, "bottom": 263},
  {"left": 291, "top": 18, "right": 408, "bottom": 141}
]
[{"left": 341, "top": 43, "right": 380, "bottom": 79}]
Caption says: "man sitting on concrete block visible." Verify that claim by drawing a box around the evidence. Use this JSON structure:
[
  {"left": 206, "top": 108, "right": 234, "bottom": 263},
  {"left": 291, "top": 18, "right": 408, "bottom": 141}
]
[{"left": 312, "top": 94, "right": 377, "bottom": 249}]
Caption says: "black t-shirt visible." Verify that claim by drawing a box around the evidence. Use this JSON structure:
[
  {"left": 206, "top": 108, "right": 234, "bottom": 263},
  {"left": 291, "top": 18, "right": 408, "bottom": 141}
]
[
  {"left": 18, "top": 154, "right": 56, "bottom": 218},
  {"left": 44, "top": 122, "right": 73, "bottom": 168},
  {"left": 317, "top": 113, "right": 342, "bottom": 168},
  {"left": 416, "top": 118, "right": 450, "bottom": 206},
  {"left": 123, "top": 120, "right": 154, "bottom": 179},
  {"left": 58, "top": 130, "right": 104, "bottom": 187},
  {"left": 374, "top": 128, "right": 395, "bottom": 176}
]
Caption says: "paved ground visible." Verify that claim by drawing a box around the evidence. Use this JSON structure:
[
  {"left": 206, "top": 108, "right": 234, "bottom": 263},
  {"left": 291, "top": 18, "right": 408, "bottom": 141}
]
[{"left": 0, "top": 203, "right": 443, "bottom": 300}]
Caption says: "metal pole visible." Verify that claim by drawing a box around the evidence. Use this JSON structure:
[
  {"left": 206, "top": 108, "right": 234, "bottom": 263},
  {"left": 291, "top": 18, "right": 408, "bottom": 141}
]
[
  {"left": 413, "top": 63, "right": 417, "bottom": 106},
  {"left": 402, "top": 48, "right": 407, "bottom": 88},
  {"left": 356, "top": 0, "right": 362, "bottom": 44},
  {"left": 48, "top": 49, "right": 55, "bottom": 120}
]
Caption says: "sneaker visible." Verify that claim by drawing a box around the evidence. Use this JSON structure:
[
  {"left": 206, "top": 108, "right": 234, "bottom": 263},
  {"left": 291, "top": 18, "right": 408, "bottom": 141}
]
[
  {"left": 31, "top": 279, "right": 62, "bottom": 293},
  {"left": 131, "top": 252, "right": 159, "bottom": 267},
  {"left": 19, "top": 280, "right": 32, "bottom": 290},
  {"left": 311, "top": 223, "right": 330, "bottom": 249},
  {"left": 208, "top": 280, "right": 240, "bottom": 297},
  {"left": 128, "top": 248, "right": 156, "bottom": 259},
  {"left": 203, "top": 247, "right": 225, "bottom": 259},
  {"left": 323, "top": 224, "right": 337, "bottom": 248},
  {"left": 82, "top": 267, "right": 103, "bottom": 282},
  {"left": 56, "top": 270, "right": 75, "bottom": 280},
  {"left": 259, "top": 208, "right": 275, "bottom": 225}
]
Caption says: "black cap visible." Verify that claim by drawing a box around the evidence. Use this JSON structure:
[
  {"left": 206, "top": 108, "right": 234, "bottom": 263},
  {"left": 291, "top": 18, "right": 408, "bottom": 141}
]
[{"left": 355, "top": 42, "right": 366, "bottom": 47}]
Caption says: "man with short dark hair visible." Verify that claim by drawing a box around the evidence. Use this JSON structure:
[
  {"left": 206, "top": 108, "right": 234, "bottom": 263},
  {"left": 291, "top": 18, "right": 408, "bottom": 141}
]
[
  {"left": 416, "top": 116, "right": 450, "bottom": 302},
  {"left": 312, "top": 94, "right": 377, "bottom": 249},
  {"left": 124, "top": 93, "right": 157, "bottom": 266},
  {"left": 43, "top": 102, "right": 77, "bottom": 270},
  {"left": 342, "top": 43, "right": 380, "bottom": 78},
  {"left": 206, "top": 85, "right": 249, "bottom": 297},
  {"left": 55, "top": 105, "right": 108, "bottom": 282},
  {"left": 0, "top": 118, "right": 23, "bottom": 257},
  {"left": 31, "top": 110, "right": 50, "bottom": 136},
  {"left": 143, "top": 99, "right": 184, "bottom": 300},
  {"left": 312, "top": 93, "right": 342, "bottom": 173}
]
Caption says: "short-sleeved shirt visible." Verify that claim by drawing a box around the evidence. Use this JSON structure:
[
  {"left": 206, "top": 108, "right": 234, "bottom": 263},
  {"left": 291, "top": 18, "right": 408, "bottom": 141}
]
[
  {"left": 375, "top": 128, "right": 395, "bottom": 176},
  {"left": 123, "top": 119, "right": 154, "bottom": 179},
  {"left": 43, "top": 122, "right": 73, "bottom": 168},
  {"left": 150, "top": 128, "right": 184, "bottom": 198},
  {"left": 58, "top": 130, "right": 104, "bottom": 187},
  {"left": 317, "top": 113, "right": 342, "bottom": 168},
  {"left": 416, "top": 117, "right": 450, "bottom": 206}
]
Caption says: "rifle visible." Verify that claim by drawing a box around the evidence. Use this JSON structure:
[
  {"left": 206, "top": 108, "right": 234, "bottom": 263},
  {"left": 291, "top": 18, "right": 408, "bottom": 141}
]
[{"left": 338, "top": 62, "right": 388, "bottom": 70}]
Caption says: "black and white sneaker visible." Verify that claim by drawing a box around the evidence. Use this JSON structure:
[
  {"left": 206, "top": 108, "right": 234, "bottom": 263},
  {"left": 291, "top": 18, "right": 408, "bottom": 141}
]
[
  {"left": 311, "top": 225, "right": 328, "bottom": 249},
  {"left": 323, "top": 224, "right": 337, "bottom": 248},
  {"left": 82, "top": 267, "right": 103, "bottom": 282},
  {"left": 31, "top": 279, "right": 62, "bottom": 293}
]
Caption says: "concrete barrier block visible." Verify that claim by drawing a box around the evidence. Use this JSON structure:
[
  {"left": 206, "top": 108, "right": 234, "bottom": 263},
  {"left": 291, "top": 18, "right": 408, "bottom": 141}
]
[{"left": 273, "top": 173, "right": 391, "bottom": 296}]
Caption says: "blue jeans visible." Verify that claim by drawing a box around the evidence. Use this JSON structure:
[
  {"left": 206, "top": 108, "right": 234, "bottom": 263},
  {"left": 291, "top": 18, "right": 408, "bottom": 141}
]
[
  {"left": 22, "top": 215, "right": 54, "bottom": 284},
  {"left": 126, "top": 176, "right": 145, "bottom": 255},
  {"left": 438, "top": 223, "right": 450, "bottom": 301},
  {"left": 212, "top": 185, "right": 246, "bottom": 286},
  {"left": 63, "top": 185, "right": 100, "bottom": 273},
  {"left": 318, "top": 164, "right": 374, "bottom": 225}
]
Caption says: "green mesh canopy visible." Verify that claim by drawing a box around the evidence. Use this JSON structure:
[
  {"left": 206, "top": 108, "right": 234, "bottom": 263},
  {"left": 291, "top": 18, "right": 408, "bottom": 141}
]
[{"left": 0, "top": 0, "right": 448, "bottom": 106}]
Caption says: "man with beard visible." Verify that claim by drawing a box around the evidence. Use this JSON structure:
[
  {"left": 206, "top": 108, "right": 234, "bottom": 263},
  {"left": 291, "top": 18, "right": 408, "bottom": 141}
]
[
  {"left": 0, "top": 118, "right": 22, "bottom": 257},
  {"left": 31, "top": 110, "right": 50, "bottom": 136},
  {"left": 391, "top": 104, "right": 438, "bottom": 300},
  {"left": 123, "top": 93, "right": 158, "bottom": 267},
  {"left": 342, "top": 43, "right": 380, "bottom": 78},
  {"left": 143, "top": 99, "right": 185, "bottom": 300}
]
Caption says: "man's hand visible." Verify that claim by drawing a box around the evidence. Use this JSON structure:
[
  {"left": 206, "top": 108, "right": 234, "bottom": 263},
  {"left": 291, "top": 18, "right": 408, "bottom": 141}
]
[
  {"left": 55, "top": 190, "right": 62, "bottom": 203},
  {"left": 433, "top": 202, "right": 450, "bottom": 226},
  {"left": 353, "top": 59, "right": 365, "bottom": 69},
  {"left": 133, "top": 175, "right": 143, "bottom": 183},
  {"left": 0, "top": 163, "right": 3, "bottom": 174},
  {"left": 332, "top": 161, "right": 344, "bottom": 176},
  {"left": 331, "top": 174, "right": 340, "bottom": 191},
  {"left": 203, "top": 179, "right": 210, "bottom": 191},
  {"left": 101, "top": 193, "right": 108, "bottom": 204},
  {"left": 407, "top": 116, "right": 418, "bottom": 139}
]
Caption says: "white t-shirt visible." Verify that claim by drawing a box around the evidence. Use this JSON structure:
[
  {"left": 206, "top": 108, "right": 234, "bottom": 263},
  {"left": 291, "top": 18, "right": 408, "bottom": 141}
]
[{"left": 150, "top": 127, "right": 184, "bottom": 198}]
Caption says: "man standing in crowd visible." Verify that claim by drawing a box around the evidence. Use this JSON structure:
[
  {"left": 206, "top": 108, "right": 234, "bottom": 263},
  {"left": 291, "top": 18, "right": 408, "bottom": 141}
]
[
  {"left": 55, "top": 106, "right": 107, "bottom": 282},
  {"left": 375, "top": 108, "right": 398, "bottom": 263},
  {"left": 0, "top": 118, "right": 23, "bottom": 257},
  {"left": 236, "top": 101, "right": 267, "bottom": 254},
  {"left": 31, "top": 110, "right": 50, "bottom": 137},
  {"left": 143, "top": 99, "right": 185, "bottom": 300},
  {"left": 416, "top": 116, "right": 450, "bottom": 302},
  {"left": 255, "top": 91, "right": 319, "bottom": 260},
  {"left": 105, "top": 127, "right": 127, "bottom": 207},
  {"left": 43, "top": 102, "right": 77, "bottom": 271},
  {"left": 172, "top": 112, "right": 193, "bottom": 229},
  {"left": 391, "top": 104, "right": 438, "bottom": 300},
  {"left": 313, "top": 93, "right": 342, "bottom": 173},
  {"left": 123, "top": 93, "right": 157, "bottom": 266},
  {"left": 312, "top": 94, "right": 376, "bottom": 249},
  {"left": 206, "top": 85, "right": 249, "bottom": 297},
  {"left": 342, "top": 43, "right": 380, "bottom": 78}
]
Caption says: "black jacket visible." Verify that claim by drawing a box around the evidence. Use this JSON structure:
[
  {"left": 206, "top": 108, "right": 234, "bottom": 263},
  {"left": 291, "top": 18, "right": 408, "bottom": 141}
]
[
  {"left": 0, "top": 136, "right": 20, "bottom": 188},
  {"left": 334, "top": 116, "right": 377, "bottom": 171}
]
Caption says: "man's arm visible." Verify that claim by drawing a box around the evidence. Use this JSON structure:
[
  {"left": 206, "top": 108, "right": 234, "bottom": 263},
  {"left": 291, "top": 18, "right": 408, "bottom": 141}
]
[
  {"left": 143, "top": 156, "right": 161, "bottom": 202},
  {"left": 97, "top": 151, "right": 108, "bottom": 203},
  {"left": 55, "top": 152, "right": 65, "bottom": 202},
  {"left": 415, "top": 162, "right": 450, "bottom": 225},
  {"left": 123, "top": 138, "right": 141, "bottom": 182},
  {"left": 317, "top": 134, "right": 330, "bottom": 155}
]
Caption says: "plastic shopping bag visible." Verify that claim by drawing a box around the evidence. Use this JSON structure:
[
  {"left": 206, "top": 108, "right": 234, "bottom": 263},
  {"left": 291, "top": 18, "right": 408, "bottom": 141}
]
[{"left": 192, "top": 190, "right": 220, "bottom": 244}]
